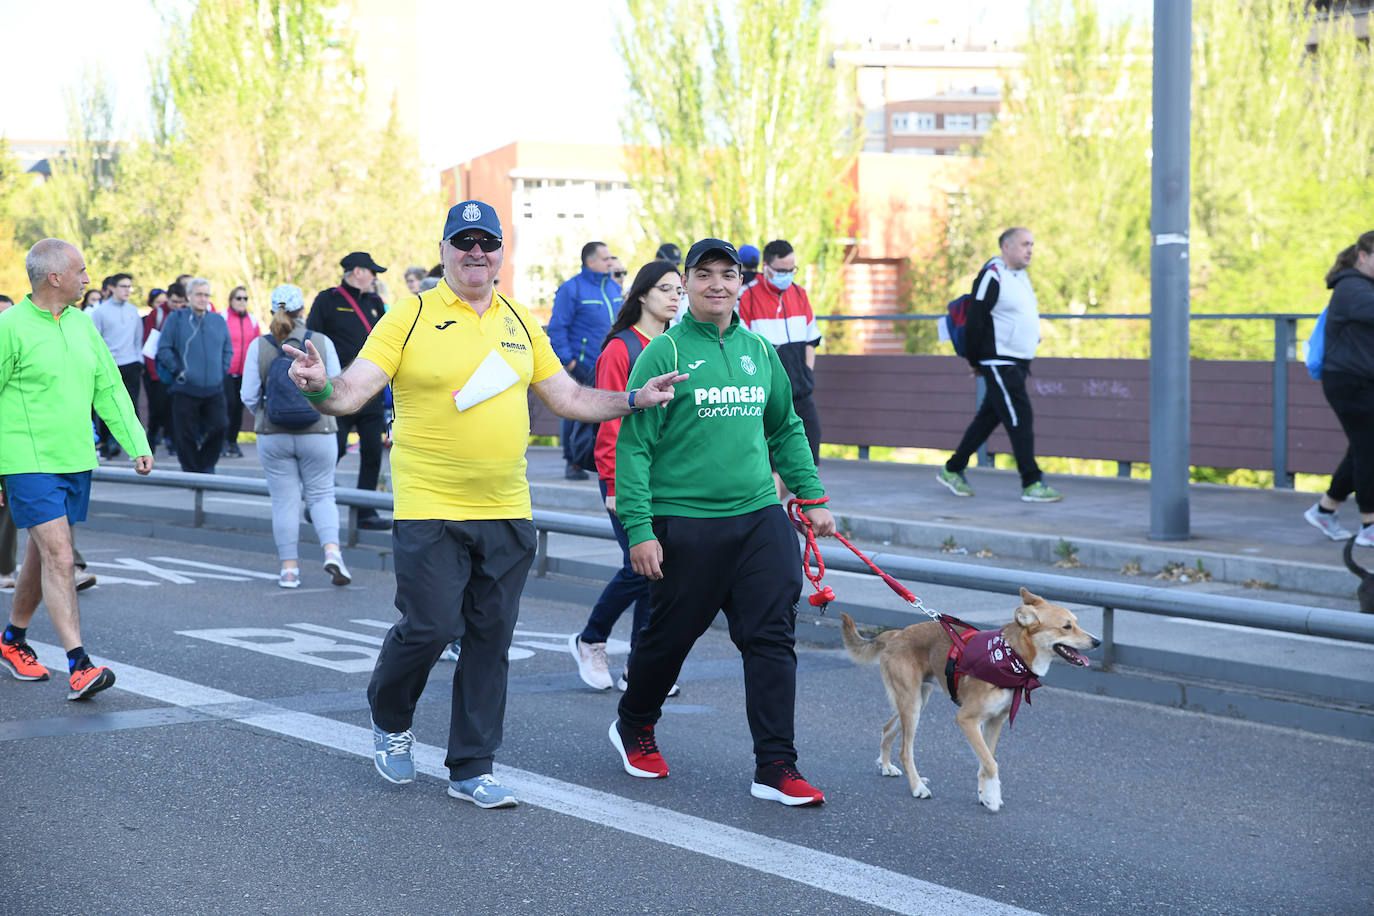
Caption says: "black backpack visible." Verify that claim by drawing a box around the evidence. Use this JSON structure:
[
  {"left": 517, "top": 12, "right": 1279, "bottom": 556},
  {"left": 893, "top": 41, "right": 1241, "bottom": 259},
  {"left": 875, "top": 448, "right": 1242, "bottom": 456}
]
[
  {"left": 261, "top": 332, "right": 322, "bottom": 430},
  {"left": 569, "top": 329, "right": 646, "bottom": 472}
]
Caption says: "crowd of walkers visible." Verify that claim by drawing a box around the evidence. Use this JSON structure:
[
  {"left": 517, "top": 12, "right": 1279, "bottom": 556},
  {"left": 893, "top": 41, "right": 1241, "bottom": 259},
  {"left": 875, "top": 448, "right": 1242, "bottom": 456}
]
[{"left": 1, "top": 217, "right": 1368, "bottom": 814}]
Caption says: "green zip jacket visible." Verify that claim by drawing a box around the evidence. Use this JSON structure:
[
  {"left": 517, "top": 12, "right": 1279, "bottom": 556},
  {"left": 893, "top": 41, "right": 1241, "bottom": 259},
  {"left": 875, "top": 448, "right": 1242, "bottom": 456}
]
[
  {"left": 0, "top": 296, "right": 150, "bottom": 475},
  {"left": 616, "top": 309, "right": 824, "bottom": 547}
]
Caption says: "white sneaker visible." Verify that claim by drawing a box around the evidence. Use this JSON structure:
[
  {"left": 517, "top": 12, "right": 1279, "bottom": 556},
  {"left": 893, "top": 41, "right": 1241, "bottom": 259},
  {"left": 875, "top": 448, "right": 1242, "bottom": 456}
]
[
  {"left": 440, "top": 641, "right": 461, "bottom": 663},
  {"left": 278, "top": 567, "right": 300, "bottom": 589},
  {"left": 1304, "top": 503, "right": 1352, "bottom": 541},
  {"left": 617, "top": 671, "right": 680, "bottom": 698},
  {"left": 73, "top": 569, "right": 97, "bottom": 591},
  {"left": 323, "top": 551, "right": 351, "bottom": 586},
  {"left": 569, "top": 634, "right": 613, "bottom": 690},
  {"left": 0, "top": 573, "right": 14, "bottom": 590},
  {"left": 1357, "top": 525, "right": 1374, "bottom": 548}
]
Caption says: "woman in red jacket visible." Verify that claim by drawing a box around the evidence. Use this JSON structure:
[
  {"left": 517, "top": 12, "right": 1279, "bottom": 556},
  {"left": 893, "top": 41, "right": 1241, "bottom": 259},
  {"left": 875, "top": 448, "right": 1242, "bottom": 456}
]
[{"left": 568, "top": 260, "right": 683, "bottom": 692}]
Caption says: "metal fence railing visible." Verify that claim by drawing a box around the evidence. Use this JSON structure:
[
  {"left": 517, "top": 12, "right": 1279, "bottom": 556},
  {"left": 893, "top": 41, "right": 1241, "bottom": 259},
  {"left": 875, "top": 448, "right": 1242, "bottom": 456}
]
[{"left": 91, "top": 467, "right": 1374, "bottom": 660}]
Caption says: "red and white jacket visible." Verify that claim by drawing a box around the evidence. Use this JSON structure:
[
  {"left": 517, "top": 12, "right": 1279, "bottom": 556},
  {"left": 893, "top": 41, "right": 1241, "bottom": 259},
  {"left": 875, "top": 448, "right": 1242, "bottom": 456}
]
[{"left": 737, "top": 277, "right": 821, "bottom": 400}]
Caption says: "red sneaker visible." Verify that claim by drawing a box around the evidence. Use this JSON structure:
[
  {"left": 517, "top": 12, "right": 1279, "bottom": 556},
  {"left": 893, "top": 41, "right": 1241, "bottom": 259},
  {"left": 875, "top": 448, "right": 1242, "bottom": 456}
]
[
  {"left": 1, "top": 641, "right": 51, "bottom": 681},
  {"left": 68, "top": 665, "right": 116, "bottom": 700},
  {"left": 609, "top": 719, "right": 669, "bottom": 778},
  {"left": 750, "top": 760, "right": 825, "bottom": 806}
]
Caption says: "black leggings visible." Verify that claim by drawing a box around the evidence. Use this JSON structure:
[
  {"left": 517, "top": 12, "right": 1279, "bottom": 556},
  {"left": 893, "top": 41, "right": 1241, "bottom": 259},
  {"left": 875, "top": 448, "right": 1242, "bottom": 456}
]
[{"left": 1322, "top": 370, "right": 1374, "bottom": 514}]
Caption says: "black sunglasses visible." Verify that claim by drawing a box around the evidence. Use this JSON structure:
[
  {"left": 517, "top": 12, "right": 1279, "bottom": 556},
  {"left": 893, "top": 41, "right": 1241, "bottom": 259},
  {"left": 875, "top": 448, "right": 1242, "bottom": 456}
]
[
  {"left": 232, "top": 295, "right": 248, "bottom": 301},
  {"left": 612, "top": 270, "right": 627, "bottom": 279},
  {"left": 449, "top": 235, "right": 502, "bottom": 253}
]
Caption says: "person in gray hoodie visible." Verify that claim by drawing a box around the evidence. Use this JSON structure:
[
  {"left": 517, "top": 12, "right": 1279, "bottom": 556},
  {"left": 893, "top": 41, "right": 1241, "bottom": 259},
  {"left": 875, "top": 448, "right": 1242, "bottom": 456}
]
[
  {"left": 1306, "top": 231, "right": 1374, "bottom": 548},
  {"left": 157, "top": 277, "right": 232, "bottom": 473}
]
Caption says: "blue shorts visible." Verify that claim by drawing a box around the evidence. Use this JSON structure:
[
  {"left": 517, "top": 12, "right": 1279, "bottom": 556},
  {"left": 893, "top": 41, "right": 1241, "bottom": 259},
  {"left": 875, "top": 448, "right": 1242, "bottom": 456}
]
[{"left": 1, "top": 472, "right": 93, "bottom": 529}]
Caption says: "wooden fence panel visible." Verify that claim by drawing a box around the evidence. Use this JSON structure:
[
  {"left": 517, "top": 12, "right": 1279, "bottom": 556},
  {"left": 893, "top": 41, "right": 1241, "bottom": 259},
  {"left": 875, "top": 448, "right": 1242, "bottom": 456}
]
[{"left": 528, "top": 353, "right": 1346, "bottom": 477}]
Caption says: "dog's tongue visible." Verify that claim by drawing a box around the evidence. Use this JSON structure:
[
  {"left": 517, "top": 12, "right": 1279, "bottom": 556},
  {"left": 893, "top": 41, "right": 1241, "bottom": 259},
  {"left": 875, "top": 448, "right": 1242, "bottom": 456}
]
[{"left": 1062, "top": 646, "right": 1090, "bottom": 667}]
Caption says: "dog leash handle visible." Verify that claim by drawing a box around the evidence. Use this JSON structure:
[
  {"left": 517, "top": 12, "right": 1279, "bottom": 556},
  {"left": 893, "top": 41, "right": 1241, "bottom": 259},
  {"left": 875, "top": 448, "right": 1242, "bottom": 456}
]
[{"left": 787, "top": 498, "right": 834, "bottom": 612}]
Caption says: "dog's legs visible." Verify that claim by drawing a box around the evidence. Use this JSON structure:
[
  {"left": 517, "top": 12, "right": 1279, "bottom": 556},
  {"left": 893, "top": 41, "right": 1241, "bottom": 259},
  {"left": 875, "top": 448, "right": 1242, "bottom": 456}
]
[
  {"left": 956, "top": 709, "right": 1002, "bottom": 812},
  {"left": 878, "top": 713, "right": 902, "bottom": 776},
  {"left": 898, "top": 687, "right": 933, "bottom": 799}
]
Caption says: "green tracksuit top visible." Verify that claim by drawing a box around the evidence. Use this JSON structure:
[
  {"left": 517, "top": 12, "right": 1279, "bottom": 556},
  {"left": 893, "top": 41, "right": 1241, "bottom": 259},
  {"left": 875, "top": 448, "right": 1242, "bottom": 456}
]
[
  {"left": 0, "top": 296, "right": 150, "bottom": 475},
  {"left": 616, "top": 308, "right": 824, "bottom": 547}
]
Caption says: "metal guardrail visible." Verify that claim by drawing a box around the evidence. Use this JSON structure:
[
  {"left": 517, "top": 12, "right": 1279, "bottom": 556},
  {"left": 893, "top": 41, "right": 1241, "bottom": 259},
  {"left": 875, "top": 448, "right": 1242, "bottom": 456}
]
[{"left": 91, "top": 468, "right": 1374, "bottom": 658}]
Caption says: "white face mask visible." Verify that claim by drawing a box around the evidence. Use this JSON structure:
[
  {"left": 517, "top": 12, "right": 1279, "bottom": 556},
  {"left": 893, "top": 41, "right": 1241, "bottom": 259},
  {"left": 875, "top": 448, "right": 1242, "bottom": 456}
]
[{"left": 770, "top": 270, "right": 795, "bottom": 290}]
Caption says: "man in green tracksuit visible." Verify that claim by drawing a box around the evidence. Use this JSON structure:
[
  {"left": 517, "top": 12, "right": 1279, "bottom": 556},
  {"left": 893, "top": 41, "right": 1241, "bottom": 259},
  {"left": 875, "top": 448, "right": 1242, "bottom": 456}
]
[
  {"left": 0, "top": 239, "right": 153, "bottom": 700},
  {"left": 608, "top": 238, "right": 837, "bottom": 806}
]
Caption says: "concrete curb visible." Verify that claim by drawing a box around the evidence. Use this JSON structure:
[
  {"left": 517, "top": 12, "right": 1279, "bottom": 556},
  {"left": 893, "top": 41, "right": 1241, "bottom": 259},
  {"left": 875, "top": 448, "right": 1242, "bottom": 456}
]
[{"left": 529, "top": 481, "right": 1351, "bottom": 599}]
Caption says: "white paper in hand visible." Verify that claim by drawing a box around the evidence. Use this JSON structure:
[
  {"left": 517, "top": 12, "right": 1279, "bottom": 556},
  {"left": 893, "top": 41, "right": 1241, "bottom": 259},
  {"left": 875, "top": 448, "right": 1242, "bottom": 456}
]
[
  {"left": 452, "top": 350, "right": 520, "bottom": 411},
  {"left": 142, "top": 327, "right": 161, "bottom": 359},
  {"left": 936, "top": 317, "right": 952, "bottom": 344}
]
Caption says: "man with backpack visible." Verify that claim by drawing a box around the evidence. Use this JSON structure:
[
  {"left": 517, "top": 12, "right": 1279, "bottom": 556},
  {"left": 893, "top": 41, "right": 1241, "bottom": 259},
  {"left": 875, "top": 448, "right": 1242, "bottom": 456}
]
[
  {"left": 308, "top": 252, "right": 390, "bottom": 529},
  {"left": 937, "top": 227, "right": 1063, "bottom": 503}
]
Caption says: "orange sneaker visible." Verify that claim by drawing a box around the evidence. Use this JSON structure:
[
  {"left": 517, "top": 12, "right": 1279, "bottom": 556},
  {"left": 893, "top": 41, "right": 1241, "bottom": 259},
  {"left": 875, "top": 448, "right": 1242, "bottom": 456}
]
[
  {"left": 68, "top": 665, "right": 116, "bottom": 700},
  {"left": 1, "top": 641, "right": 51, "bottom": 681}
]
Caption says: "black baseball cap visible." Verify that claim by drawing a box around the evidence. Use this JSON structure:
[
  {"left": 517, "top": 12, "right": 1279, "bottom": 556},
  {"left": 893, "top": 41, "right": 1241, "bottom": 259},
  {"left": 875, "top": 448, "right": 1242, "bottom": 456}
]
[
  {"left": 683, "top": 238, "right": 742, "bottom": 268},
  {"left": 341, "top": 251, "right": 387, "bottom": 273},
  {"left": 655, "top": 242, "right": 682, "bottom": 265}
]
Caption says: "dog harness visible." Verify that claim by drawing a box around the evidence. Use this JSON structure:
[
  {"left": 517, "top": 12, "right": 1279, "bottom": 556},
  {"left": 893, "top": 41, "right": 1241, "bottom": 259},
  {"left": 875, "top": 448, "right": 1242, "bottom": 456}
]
[{"left": 939, "top": 617, "right": 1042, "bottom": 726}]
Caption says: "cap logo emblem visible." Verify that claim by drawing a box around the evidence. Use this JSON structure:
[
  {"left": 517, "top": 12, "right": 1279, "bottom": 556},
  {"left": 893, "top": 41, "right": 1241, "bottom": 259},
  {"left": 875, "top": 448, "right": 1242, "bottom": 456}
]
[{"left": 462, "top": 203, "right": 482, "bottom": 222}]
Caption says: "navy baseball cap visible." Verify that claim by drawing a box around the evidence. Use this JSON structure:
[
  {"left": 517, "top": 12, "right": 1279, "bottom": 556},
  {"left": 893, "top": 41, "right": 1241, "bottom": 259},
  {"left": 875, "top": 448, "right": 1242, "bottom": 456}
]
[
  {"left": 655, "top": 242, "right": 682, "bottom": 265},
  {"left": 684, "top": 238, "right": 742, "bottom": 268},
  {"left": 443, "top": 200, "right": 503, "bottom": 241},
  {"left": 737, "top": 244, "right": 760, "bottom": 268}
]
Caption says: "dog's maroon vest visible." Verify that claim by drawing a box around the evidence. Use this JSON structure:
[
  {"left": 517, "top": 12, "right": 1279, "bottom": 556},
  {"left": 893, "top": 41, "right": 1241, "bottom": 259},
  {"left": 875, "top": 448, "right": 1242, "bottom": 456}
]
[{"left": 941, "top": 619, "right": 1042, "bottom": 726}]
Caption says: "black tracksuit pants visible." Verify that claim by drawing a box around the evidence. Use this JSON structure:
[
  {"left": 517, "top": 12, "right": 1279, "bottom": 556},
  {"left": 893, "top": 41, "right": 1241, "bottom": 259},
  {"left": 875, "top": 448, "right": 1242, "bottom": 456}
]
[
  {"left": 1322, "top": 370, "right": 1374, "bottom": 514},
  {"left": 618, "top": 505, "right": 803, "bottom": 765},
  {"left": 335, "top": 405, "right": 385, "bottom": 519},
  {"left": 947, "top": 362, "right": 1043, "bottom": 488}
]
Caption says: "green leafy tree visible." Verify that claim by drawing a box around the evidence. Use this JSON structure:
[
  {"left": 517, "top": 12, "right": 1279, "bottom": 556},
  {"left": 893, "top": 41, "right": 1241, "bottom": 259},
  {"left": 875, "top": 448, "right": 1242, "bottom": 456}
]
[
  {"left": 13, "top": 69, "right": 121, "bottom": 259},
  {"left": 14, "top": 0, "right": 436, "bottom": 312},
  {"left": 617, "top": 0, "right": 862, "bottom": 325},
  {"left": 923, "top": 0, "right": 1373, "bottom": 360}
]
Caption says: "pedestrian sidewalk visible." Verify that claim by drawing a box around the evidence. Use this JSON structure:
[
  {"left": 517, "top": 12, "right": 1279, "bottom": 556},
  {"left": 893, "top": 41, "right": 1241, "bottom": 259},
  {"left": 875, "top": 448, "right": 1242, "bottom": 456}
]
[{"left": 527, "top": 447, "right": 1360, "bottom": 602}]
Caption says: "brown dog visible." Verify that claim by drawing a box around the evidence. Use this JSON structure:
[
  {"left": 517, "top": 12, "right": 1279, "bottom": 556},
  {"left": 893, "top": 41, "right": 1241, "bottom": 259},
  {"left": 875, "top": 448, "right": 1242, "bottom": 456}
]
[{"left": 840, "top": 587, "right": 1099, "bottom": 812}]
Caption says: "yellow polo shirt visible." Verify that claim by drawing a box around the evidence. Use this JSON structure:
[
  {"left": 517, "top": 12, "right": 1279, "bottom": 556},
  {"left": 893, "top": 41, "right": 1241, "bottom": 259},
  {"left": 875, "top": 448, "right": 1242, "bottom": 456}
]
[{"left": 358, "top": 281, "right": 561, "bottom": 520}]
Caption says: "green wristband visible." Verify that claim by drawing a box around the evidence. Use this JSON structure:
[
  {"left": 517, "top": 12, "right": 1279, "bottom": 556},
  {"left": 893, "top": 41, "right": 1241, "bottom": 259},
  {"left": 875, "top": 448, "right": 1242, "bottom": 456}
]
[{"left": 302, "top": 380, "right": 333, "bottom": 403}]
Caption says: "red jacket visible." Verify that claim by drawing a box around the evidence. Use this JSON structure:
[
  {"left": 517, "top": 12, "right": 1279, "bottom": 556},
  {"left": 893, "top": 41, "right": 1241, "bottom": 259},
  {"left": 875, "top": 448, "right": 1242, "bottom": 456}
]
[
  {"left": 225, "top": 308, "right": 260, "bottom": 377},
  {"left": 593, "top": 327, "right": 651, "bottom": 497},
  {"left": 143, "top": 304, "right": 174, "bottom": 376}
]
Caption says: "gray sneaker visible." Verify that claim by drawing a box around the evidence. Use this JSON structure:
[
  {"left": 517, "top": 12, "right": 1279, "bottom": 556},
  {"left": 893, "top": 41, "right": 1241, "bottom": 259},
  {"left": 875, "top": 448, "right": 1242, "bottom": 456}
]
[
  {"left": 1304, "top": 503, "right": 1352, "bottom": 541},
  {"left": 936, "top": 468, "right": 974, "bottom": 497},
  {"left": 1021, "top": 481, "right": 1063, "bottom": 503},
  {"left": 372, "top": 722, "right": 415, "bottom": 785},
  {"left": 448, "top": 773, "right": 518, "bottom": 808}
]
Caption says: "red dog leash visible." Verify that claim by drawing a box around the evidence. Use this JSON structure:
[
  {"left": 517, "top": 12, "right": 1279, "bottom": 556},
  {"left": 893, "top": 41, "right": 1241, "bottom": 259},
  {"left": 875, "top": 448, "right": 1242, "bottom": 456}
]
[{"left": 788, "top": 497, "right": 923, "bottom": 613}]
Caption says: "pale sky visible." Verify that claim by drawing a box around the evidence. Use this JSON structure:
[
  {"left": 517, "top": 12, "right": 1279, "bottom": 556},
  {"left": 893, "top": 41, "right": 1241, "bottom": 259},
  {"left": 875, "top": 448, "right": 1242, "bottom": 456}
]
[{"left": 0, "top": 0, "right": 1151, "bottom": 177}]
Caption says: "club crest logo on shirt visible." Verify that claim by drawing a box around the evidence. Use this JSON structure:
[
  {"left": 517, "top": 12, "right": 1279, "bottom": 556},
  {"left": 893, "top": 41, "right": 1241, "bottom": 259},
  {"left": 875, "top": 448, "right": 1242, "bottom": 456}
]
[
  {"left": 462, "top": 203, "right": 482, "bottom": 222},
  {"left": 740, "top": 355, "right": 757, "bottom": 376},
  {"left": 504, "top": 316, "right": 519, "bottom": 335}
]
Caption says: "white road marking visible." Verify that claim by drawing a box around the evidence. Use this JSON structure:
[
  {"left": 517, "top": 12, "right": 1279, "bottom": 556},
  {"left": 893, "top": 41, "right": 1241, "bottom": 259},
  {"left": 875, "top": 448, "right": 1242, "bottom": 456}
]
[
  {"left": 151, "top": 557, "right": 281, "bottom": 581},
  {"left": 174, "top": 628, "right": 377, "bottom": 673},
  {"left": 287, "top": 623, "right": 384, "bottom": 645},
  {"left": 83, "top": 558, "right": 248, "bottom": 584},
  {"left": 35, "top": 640, "right": 1039, "bottom": 916}
]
